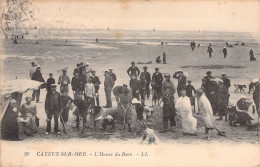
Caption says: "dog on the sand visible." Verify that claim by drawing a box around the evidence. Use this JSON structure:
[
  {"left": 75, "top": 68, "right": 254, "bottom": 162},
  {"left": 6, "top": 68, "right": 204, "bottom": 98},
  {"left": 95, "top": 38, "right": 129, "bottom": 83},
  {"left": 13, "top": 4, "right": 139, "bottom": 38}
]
[{"left": 234, "top": 84, "right": 247, "bottom": 93}]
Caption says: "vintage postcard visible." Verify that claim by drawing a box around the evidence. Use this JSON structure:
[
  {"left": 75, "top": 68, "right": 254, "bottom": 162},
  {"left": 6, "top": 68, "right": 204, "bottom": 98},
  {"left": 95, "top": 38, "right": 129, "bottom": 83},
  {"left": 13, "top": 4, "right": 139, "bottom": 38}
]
[{"left": 0, "top": 0, "right": 259, "bottom": 166}]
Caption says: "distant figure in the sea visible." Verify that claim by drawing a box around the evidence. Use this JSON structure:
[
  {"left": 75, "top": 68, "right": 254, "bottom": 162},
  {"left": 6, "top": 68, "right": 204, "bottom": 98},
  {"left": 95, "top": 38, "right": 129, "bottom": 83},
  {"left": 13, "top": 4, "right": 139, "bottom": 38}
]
[
  {"left": 249, "top": 49, "right": 256, "bottom": 61},
  {"left": 198, "top": 43, "right": 200, "bottom": 47},
  {"left": 156, "top": 56, "right": 161, "bottom": 63},
  {"left": 190, "top": 41, "right": 196, "bottom": 51},
  {"left": 207, "top": 43, "right": 213, "bottom": 58},
  {"left": 96, "top": 38, "right": 98, "bottom": 43},
  {"left": 163, "top": 52, "right": 167, "bottom": 64},
  {"left": 137, "top": 61, "right": 152, "bottom": 64},
  {"left": 223, "top": 47, "right": 227, "bottom": 58}
]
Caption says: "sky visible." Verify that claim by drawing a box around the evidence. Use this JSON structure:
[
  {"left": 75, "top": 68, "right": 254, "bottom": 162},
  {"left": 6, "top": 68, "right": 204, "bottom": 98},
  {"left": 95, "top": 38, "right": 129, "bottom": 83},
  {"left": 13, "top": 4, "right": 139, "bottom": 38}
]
[{"left": 14, "top": 0, "right": 260, "bottom": 32}]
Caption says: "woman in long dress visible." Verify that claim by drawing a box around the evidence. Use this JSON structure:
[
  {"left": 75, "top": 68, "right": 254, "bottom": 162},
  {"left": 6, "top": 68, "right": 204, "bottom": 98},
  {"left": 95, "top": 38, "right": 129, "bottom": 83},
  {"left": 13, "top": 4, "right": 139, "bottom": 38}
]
[
  {"left": 196, "top": 89, "right": 225, "bottom": 140},
  {"left": 175, "top": 89, "right": 197, "bottom": 135},
  {"left": 18, "top": 96, "right": 38, "bottom": 139}
]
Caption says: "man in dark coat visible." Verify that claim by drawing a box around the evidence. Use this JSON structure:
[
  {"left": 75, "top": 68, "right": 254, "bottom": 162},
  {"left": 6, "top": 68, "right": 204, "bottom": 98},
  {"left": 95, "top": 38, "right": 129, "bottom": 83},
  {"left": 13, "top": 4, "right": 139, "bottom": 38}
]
[
  {"left": 104, "top": 71, "right": 114, "bottom": 108},
  {"left": 127, "top": 62, "right": 140, "bottom": 77},
  {"left": 203, "top": 71, "right": 214, "bottom": 98},
  {"left": 45, "top": 84, "right": 61, "bottom": 135},
  {"left": 73, "top": 64, "right": 80, "bottom": 76},
  {"left": 208, "top": 80, "right": 218, "bottom": 115},
  {"left": 60, "top": 95, "right": 73, "bottom": 134},
  {"left": 216, "top": 80, "right": 229, "bottom": 121},
  {"left": 173, "top": 70, "right": 187, "bottom": 97},
  {"left": 109, "top": 68, "right": 117, "bottom": 82},
  {"left": 151, "top": 68, "right": 163, "bottom": 105},
  {"left": 89, "top": 71, "right": 101, "bottom": 106},
  {"left": 46, "top": 73, "right": 55, "bottom": 93},
  {"left": 159, "top": 88, "right": 176, "bottom": 133},
  {"left": 140, "top": 66, "right": 151, "bottom": 99},
  {"left": 31, "top": 66, "right": 45, "bottom": 103},
  {"left": 129, "top": 75, "right": 141, "bottom": 100},
  {"left": 223, "top": 47, "right": 227, "bottom": 58},
  {"left": 1, "top": 99, "right": 19, "bottom": 140},
  {"left": 71, "top": 71, "right": 85, "bottom": 100},
  {"left": 222, "top": 73, "right": 231, "bottom": 103}
]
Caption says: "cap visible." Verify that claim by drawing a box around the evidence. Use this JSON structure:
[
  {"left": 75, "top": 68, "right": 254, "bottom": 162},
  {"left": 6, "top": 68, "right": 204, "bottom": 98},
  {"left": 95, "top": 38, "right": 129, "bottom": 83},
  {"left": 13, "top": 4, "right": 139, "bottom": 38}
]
[
  {"left": 132, "top": 98, "right": 141, "bottom": 104},
  {"left": 155, "top": 68, "right": 159, "bottom": 70},
  {"left": 222, "top": 73, "right": 226, "bottom": 75},
  {"left": 62, "top": 69, "right": 67, "bottom": 72},
  {"left": 164, "top": 73, "right": 170, "bottom": 77},
  {"left": 206, "top": 71, "right": 212, "bottom": 74},
  {"left": 104, "top": 71, "right": 110, "bottom": 73},
  {"left": 188, "top": 80, "right": 192, "bottom": 82},
  {"left": 131, "top": 62, "right": 135, "bottom": 64},
  {"left": 91, "top": 70, "right": 96, "bottom": 73},
  {"left": 49, "top": 73, "right": 53, "bottom": 75},
  {"left": 143, "top": 66, "right": 147, "bottom": 69},
  {"left": 123, "top": 84, "right": 128, "bottom": 87}
]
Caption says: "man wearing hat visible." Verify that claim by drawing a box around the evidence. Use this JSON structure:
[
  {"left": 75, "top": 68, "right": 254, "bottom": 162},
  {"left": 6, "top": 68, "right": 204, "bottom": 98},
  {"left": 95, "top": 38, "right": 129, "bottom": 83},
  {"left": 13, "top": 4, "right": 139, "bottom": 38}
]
[
  {"left": 173, "top": 70, "right": 187, "bottom": 97},
  {"left": 109, "top": 68, "right": 117, "bottom": 82},
  {"left": 151, "top": 68, "right": 163, "bottom": 105},
  {"left": 222, "top": 73, "right": 231, "bottom": 102},
  {"left": 216, "top": 79, "right": 229, "bottom": 121},
  {"left": 203, "top": 71, "right": 214, "bottom": 98},
  {"left": 58, "top": 69, "right": 71, "bottom": 95},
  {"left": 46, "top": 73, "right": 55, "bottom": 93},
  {"left": 141, "top": 66, "right": 151, "bottom": 99},
  {"left": 160, "top": 87, "right": 176, "bottom": 133},
  {"left": 162, "top": 73, "right": 175, "bottom": 96},
  {"left": 71, "top": 71, "right": 85, "bottom": 100},
  {"left": 90, "top": 70, "right": 101, "bottom": 106},
  {"left": 104, "top": 71, "right": 114, "bottom": 108},
  {"left": 127, "top": 62, "right": 140, "bottom": 77},
  {"left": 31, "top": 66, "right": 45, "bottom": 103},
  {"left": 253, "top": 79, "right": 260, "bottom": 113},
  {"left": 30, "top": 61, "right": 37, "bottom": 79},
  {"left": 45, "top": 84, "right": 61, "bottom": 135},
  {"left": 73, "top": 64, "right": 80, "bottom": 76}
]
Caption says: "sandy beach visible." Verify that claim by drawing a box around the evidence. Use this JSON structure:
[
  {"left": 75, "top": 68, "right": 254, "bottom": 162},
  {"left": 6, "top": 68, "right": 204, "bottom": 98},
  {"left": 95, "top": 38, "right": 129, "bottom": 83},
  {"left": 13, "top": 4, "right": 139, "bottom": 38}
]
[{"left": 0, "top": 29, "right": 260, "bottom": 145}]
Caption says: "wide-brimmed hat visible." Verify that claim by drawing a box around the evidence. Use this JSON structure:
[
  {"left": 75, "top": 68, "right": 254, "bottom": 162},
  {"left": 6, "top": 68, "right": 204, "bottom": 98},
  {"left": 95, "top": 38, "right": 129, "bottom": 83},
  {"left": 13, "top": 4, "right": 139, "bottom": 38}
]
[{"left": 132, "top": 98, "right": 141, "bottom": 104}]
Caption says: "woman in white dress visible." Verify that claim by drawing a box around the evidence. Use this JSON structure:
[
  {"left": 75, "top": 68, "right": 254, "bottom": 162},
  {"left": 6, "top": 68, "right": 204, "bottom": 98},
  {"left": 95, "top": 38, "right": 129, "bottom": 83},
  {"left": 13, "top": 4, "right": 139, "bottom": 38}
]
[
  {"left": 196, "top": 89, "right": 225, "bottom": 140},
  {"left": 175, "top": 89, "right": 197, "bottom": 135}
]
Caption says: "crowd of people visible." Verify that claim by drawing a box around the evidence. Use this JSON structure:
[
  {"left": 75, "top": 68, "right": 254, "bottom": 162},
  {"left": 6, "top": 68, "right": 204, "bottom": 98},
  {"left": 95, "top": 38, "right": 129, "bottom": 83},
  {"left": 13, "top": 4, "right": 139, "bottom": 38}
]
[{"left": 1, "top": 45, "right": 260, "bottom": 142}]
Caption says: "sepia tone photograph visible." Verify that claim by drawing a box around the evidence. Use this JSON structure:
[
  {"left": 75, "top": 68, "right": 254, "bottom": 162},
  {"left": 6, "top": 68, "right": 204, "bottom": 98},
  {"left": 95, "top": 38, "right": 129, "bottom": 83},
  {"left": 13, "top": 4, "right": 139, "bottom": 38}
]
[{"left": 0, "top": 0, "right": 259, "bottom": 166}]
